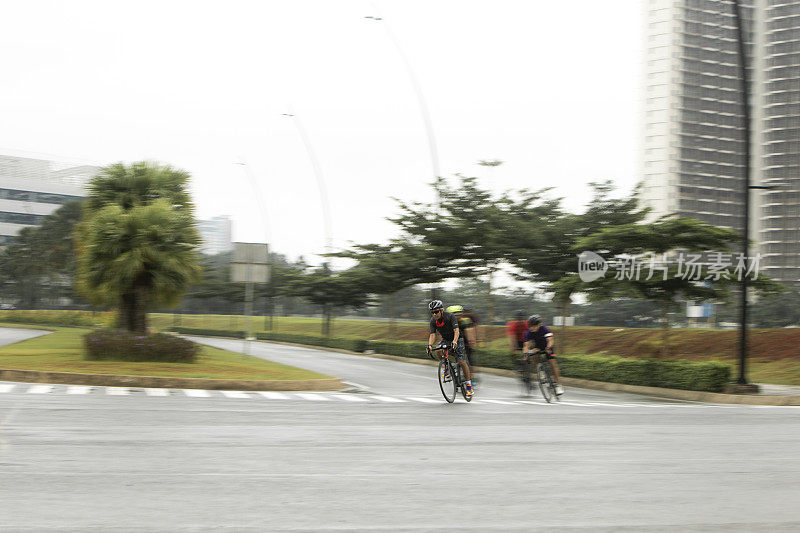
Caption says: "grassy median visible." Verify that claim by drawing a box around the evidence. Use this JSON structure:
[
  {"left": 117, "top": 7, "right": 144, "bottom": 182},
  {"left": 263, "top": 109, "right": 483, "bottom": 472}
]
[{"left": 0, "top": 324, "right": 332, "bottom": 381}]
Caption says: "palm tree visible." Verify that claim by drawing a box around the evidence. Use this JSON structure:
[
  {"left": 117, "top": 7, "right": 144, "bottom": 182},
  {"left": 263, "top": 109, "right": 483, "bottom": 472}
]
[{"left": 76, "top": 163, "right": 201, "bottom": 333}]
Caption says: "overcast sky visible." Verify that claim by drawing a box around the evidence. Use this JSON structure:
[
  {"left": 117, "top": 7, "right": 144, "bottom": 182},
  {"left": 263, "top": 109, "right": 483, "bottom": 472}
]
[{"left": 1, "top": 0, "right": 645, "bottom": 266}]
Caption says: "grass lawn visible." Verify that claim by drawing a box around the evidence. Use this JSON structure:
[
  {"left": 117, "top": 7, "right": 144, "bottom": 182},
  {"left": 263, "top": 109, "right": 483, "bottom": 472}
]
[{"left": 0, "top": 325, "right": 332, "bottom": 381}]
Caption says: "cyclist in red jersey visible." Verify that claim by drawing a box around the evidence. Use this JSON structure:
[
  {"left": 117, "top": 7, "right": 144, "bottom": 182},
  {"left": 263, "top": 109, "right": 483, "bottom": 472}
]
[{"left": 506, "top": 310, "right": 528, "bottom": 354}]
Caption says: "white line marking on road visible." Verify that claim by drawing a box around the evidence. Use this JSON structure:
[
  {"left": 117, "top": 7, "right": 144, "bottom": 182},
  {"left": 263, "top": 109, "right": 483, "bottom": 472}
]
[
  {"left": 342, "top": 381, "right": 372, "bottom": 393},
  {"left": 295, "top": 393, "right": 332, "bottom": 401},
  {"left": 515, "top": 400, "right": 546, "bottom": 405},
  {"left": 479, "top": 399, "right": 516, "bottom": 405},
  {"left": 145, "top": 388, "right": 170, "bottom": 397},
  {"left": 105, "top": 387, "right": 130, "bottom": 395},
  {"left": 329, "top": 394, "right": 370, "bottom": 402},
  {"left": 220, "top": 390, "right": 250, "bottom": 399},
  {"left": 256, "top": 391, "right": 290, "bottom": 400},
  {"left": 183, "top": 389, "right": 211, "bottom": 397},
  {"left": 406, "top": 397, "right": 441, "bottom": 403},
  {"left": 370, "top": 395, "right": 407, "bottom": 403},
  {"left": 27, "top": 385, "right": 53, "bottom": 394},
  {"left": 0, "top": 384, "right": 17, "bottom": 393},
  {"left": 66, "top": 386, "right": 92, "bottom": 395}
]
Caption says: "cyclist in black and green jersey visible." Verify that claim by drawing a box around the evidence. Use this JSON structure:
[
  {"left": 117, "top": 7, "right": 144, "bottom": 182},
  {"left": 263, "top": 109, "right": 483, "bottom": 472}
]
[
  {"left": 426, "top": 300, "right": 473, "bottom": 397},
  {"left": 446, "top": 304, "right": 480, "bottom": 384}
]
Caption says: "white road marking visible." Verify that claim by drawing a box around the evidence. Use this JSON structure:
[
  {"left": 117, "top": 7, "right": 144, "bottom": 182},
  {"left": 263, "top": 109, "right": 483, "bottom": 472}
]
[
  {"left": 478, "top": 399, "right": 516, "bottom": 405},
  {"left": 295, "top": 393, "right": 332, "bottom": 401},
  {"left": 0, "top": 384, "right": 17, "bottom": 393},
  {"left": 370, "top": 395, "right": 407, "bottom": 403},
  {"left": 27, "top": 385, "right": 53, "bottom": 394},
  {"left": 329, "top": 394, "right": 370, "bottom": 402},
  {"left": 406, "top": 397, "right": 441, "bottom": 403},
  {"left": 220, "top": 390, "right": 250, "bottom": 399},
  {"left": 256, "top": 391, "right": 290, "bottom": 400},
  {"left": 66, "top": 386, "right": 92, "bottom": 395},
  {"left": 105, "top": 387, "right": 130, "bottom": 395},
  {"left": 145, "top": 388, "right": 170, "bottom": 397},
  {"left": 183, "top": 389, "right": 211, "bottom": 398}
]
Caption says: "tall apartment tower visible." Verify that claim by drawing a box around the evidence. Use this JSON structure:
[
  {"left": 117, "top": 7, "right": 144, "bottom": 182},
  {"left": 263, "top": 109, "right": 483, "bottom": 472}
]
[{"left": 642, "top": 0, "right": 800, "bottom": 285}]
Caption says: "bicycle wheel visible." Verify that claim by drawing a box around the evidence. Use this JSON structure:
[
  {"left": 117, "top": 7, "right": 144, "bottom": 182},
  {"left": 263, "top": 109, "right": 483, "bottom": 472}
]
[
  {"left": 458, "top": 366, "right": 473, "bottom": 402},
  {"left": 519, "top": 358, "right": 534, "bottom": 396},
  {"left": 438, "top": 360, "right": 456, "bottom": 403},
  {"left": 536, "top": 362, "right": 554, "bottom": 403}
]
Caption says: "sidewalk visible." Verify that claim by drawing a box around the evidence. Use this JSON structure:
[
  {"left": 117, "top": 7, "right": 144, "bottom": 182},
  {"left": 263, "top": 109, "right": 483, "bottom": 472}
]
[{"left": 756, "top": 383, "right": 800, "bottom": 396}]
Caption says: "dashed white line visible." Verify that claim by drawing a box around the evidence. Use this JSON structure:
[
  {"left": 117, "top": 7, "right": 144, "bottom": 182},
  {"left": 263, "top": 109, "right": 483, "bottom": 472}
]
[
  {"left": 256, "top": 391, "right": 290, "bottom": 400},
  {"left": 145, "top": 388, "right": 170, "bottom": 397},
  {"left": 105, "top": 387, "right": 130, "bottom": 396},
  {"left": 405, "top": 397, "right": 441, "bottom": 404},
  {"left": 220, "top": 391, "right": 250, "bottom": 399},
  {"left": 0, "top": 384, "right": 16, "bottom": 393},
  {"left": 183, "top": 389, "right": 211, "bottom": 398},
  {"left": 66, "top": 386, "right": 92, "bottom": 395},
  {"left": 295, "top": 393, "right": 332, "bottom": 401},
  {"left": 371, "top": 395, "right": 407, "bottom": 403},
  {"left": 27, "top": 385, "right": 53, "bottom": 394},
  {"left": 329, "top": 394, "right": 370, "bottom": 402}
]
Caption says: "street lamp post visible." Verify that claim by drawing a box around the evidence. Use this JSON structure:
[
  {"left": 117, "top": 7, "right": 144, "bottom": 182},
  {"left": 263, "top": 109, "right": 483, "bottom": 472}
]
[
  {"left": 365, "top": 13, "right": 441, "bottom": 300},
  {"left": 732, "top": 0, "right": 755, "bottom": 389}
]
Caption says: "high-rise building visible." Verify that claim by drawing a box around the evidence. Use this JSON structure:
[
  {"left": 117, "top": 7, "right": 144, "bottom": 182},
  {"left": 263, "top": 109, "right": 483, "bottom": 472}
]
[
  {"left": 642, "top": 0, "right": 800, "bottom": 285},
  {"left": 197, "top": 216, "right": 233, "bottom": 256},
  {"left": 0, "top": 154, "right": 99, "bottom": 245}
]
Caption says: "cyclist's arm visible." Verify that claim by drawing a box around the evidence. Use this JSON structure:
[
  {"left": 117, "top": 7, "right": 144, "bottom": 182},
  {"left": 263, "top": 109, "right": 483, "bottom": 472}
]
[
  {"left": 452, "top": 326, "right": 460, "bottom": 345},
  {"left": 428, "top": 332, "right": 437, "bottom": 348},
  {"left": 523, "top": 340, "right": 533, "bottom": 354},
  {"left": 463, "top": 325, "right": 476, "bottom": 345},
  {"left": 545, "top": 335, "right": 554, "bottom": 351}
]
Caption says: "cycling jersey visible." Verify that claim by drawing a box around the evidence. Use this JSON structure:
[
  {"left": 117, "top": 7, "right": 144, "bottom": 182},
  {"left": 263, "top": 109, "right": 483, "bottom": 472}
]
[
  {"left": 523, "top": 325, "right": 554, "bottom": 351},
  {"left": 429, "top": 311, "right": 460, "bottom": 341},
  {"left": 506, "top": 320, "right": 527, "bottom": 350}
]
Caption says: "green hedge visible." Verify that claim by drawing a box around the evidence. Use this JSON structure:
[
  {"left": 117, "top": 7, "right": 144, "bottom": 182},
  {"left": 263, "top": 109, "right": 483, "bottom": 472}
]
[
  {"left": 0, "top": 310, "right": 109, "bottom": 328},
  {"left": 556, "top": 354, "right": 730, "bottom": 392},
  {"left": 85, "top": 329, "right": 198, "bottom": 363},
  {"left": 165, "top": 327, "right": 731, "bottom": 392},
  {"left": 168, "top": 327, "right": 246, "bottom": 338}
]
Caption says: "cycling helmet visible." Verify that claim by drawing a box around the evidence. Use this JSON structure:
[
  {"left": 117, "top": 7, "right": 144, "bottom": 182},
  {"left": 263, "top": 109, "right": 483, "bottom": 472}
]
[
  {"left": 428, "top": 300, "right": 444, "bottom": 311},
  {"left": 527, "top": 315, "right": 542, "bottom": 326},
  {"left": 446, "top": 305, "right": 464, "bottom": 313},
  {"left": 514, "top": 309, "right": 526, "bottom": 318}
]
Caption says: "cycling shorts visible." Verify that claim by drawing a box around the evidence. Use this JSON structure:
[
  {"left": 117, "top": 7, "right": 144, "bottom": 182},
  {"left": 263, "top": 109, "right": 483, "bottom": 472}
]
[{"left": 444, "top": 338, "right": 467, "bottom": 363}]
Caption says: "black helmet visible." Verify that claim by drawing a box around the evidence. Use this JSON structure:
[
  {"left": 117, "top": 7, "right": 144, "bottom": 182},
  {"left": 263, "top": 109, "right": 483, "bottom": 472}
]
[
  {"left": 428, "top": 300, "right": 444, "bottom": 311},
  {"left": 514, "top": 309, "right": 526, "bottom": 318},
  {"left": 527, "top": 315, "right": 542, "bottom": 326}
]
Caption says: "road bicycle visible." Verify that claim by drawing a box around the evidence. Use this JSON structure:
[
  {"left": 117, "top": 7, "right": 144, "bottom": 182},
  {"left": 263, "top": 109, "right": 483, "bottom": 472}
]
[
  {"left": 430, "top": 342, "right": 472, "bottom": 403},
  {"left": 520, "top": 349, "right": 559, "bottom": 403}
]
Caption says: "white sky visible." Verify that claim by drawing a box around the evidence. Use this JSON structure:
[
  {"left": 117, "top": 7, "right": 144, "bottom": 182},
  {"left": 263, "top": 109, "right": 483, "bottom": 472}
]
[{"left": 1, "top": 0, "right": 645, "bottom": 266}]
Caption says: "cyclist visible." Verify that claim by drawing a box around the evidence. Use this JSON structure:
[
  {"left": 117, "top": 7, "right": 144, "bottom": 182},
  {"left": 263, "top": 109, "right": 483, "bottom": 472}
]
[
  {"left": 523, "top": 315, "right": 564, "bottom": 396},
  {"left": 446, "top": 304, "right": 479, "bottom": 384},
  {"left": 427, "top": 300, "right": 473, "bottom": 397},
  {"left": 506, "top": 310, "right": 528, "bottom": 355}
]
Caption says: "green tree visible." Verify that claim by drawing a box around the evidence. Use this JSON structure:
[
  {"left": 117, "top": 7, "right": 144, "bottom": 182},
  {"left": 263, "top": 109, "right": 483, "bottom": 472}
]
[
  {"left": 0, "top": 201, "right": 84, "bottom": 307},
  {"left": 575, "top": 217, "right": 781, "bottom": 355},
  {"left": 75, "top": 163, "right": 201, "bottom": 333}
]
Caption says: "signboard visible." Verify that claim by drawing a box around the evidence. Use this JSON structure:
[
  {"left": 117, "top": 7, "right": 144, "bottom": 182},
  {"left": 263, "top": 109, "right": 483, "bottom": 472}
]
[
  {"left": 552, "top": 316, "right": 575, "bottom": 326},
  {"left": 231, "top": 242, "right": 270, "bottom": 283}
]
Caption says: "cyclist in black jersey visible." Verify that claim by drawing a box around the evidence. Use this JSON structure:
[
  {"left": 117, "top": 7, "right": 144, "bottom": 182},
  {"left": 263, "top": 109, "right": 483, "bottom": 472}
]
[
  {"left": 426, "top": 300, "right": 473, "bottom": 396},
  {"left": 446, "top": 304, "right": 479, "bottom": 385}
]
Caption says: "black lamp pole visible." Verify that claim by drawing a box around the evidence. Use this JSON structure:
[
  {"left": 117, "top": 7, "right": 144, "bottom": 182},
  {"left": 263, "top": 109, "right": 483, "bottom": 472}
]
[{"left": 732, "top": 0, "right": 751, "bottom": 385}]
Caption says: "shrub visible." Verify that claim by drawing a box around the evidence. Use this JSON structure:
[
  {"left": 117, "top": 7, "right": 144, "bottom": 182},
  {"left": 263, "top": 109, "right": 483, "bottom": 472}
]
[
  {"left": 85, "top": 329, "right": 198, "bottom": 363},
  {"left": 0, "top": 310, "right": 114, "bottom": 328},
  {"left": 167, "top": 326, "right": 246, "bottom": 338}
]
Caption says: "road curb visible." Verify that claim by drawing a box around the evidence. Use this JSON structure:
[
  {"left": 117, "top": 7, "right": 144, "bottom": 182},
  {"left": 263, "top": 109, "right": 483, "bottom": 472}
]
[
  {"left": 0, "top": 368, "right": 344, "bottom": 391},
  {"left": 213, "top": 338, "right": 800, "bottom": 406}
]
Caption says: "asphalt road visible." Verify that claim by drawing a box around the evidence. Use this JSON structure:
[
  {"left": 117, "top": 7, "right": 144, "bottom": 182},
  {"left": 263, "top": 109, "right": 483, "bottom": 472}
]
[{"left": 1, "top": 330, "right": 799, "bottom": 532}]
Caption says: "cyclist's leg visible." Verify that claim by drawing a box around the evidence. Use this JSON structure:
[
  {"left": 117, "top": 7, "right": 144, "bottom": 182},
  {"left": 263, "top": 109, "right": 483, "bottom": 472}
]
[{"left": 455, "top": 339, "right": 471, "bottom": 382}]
